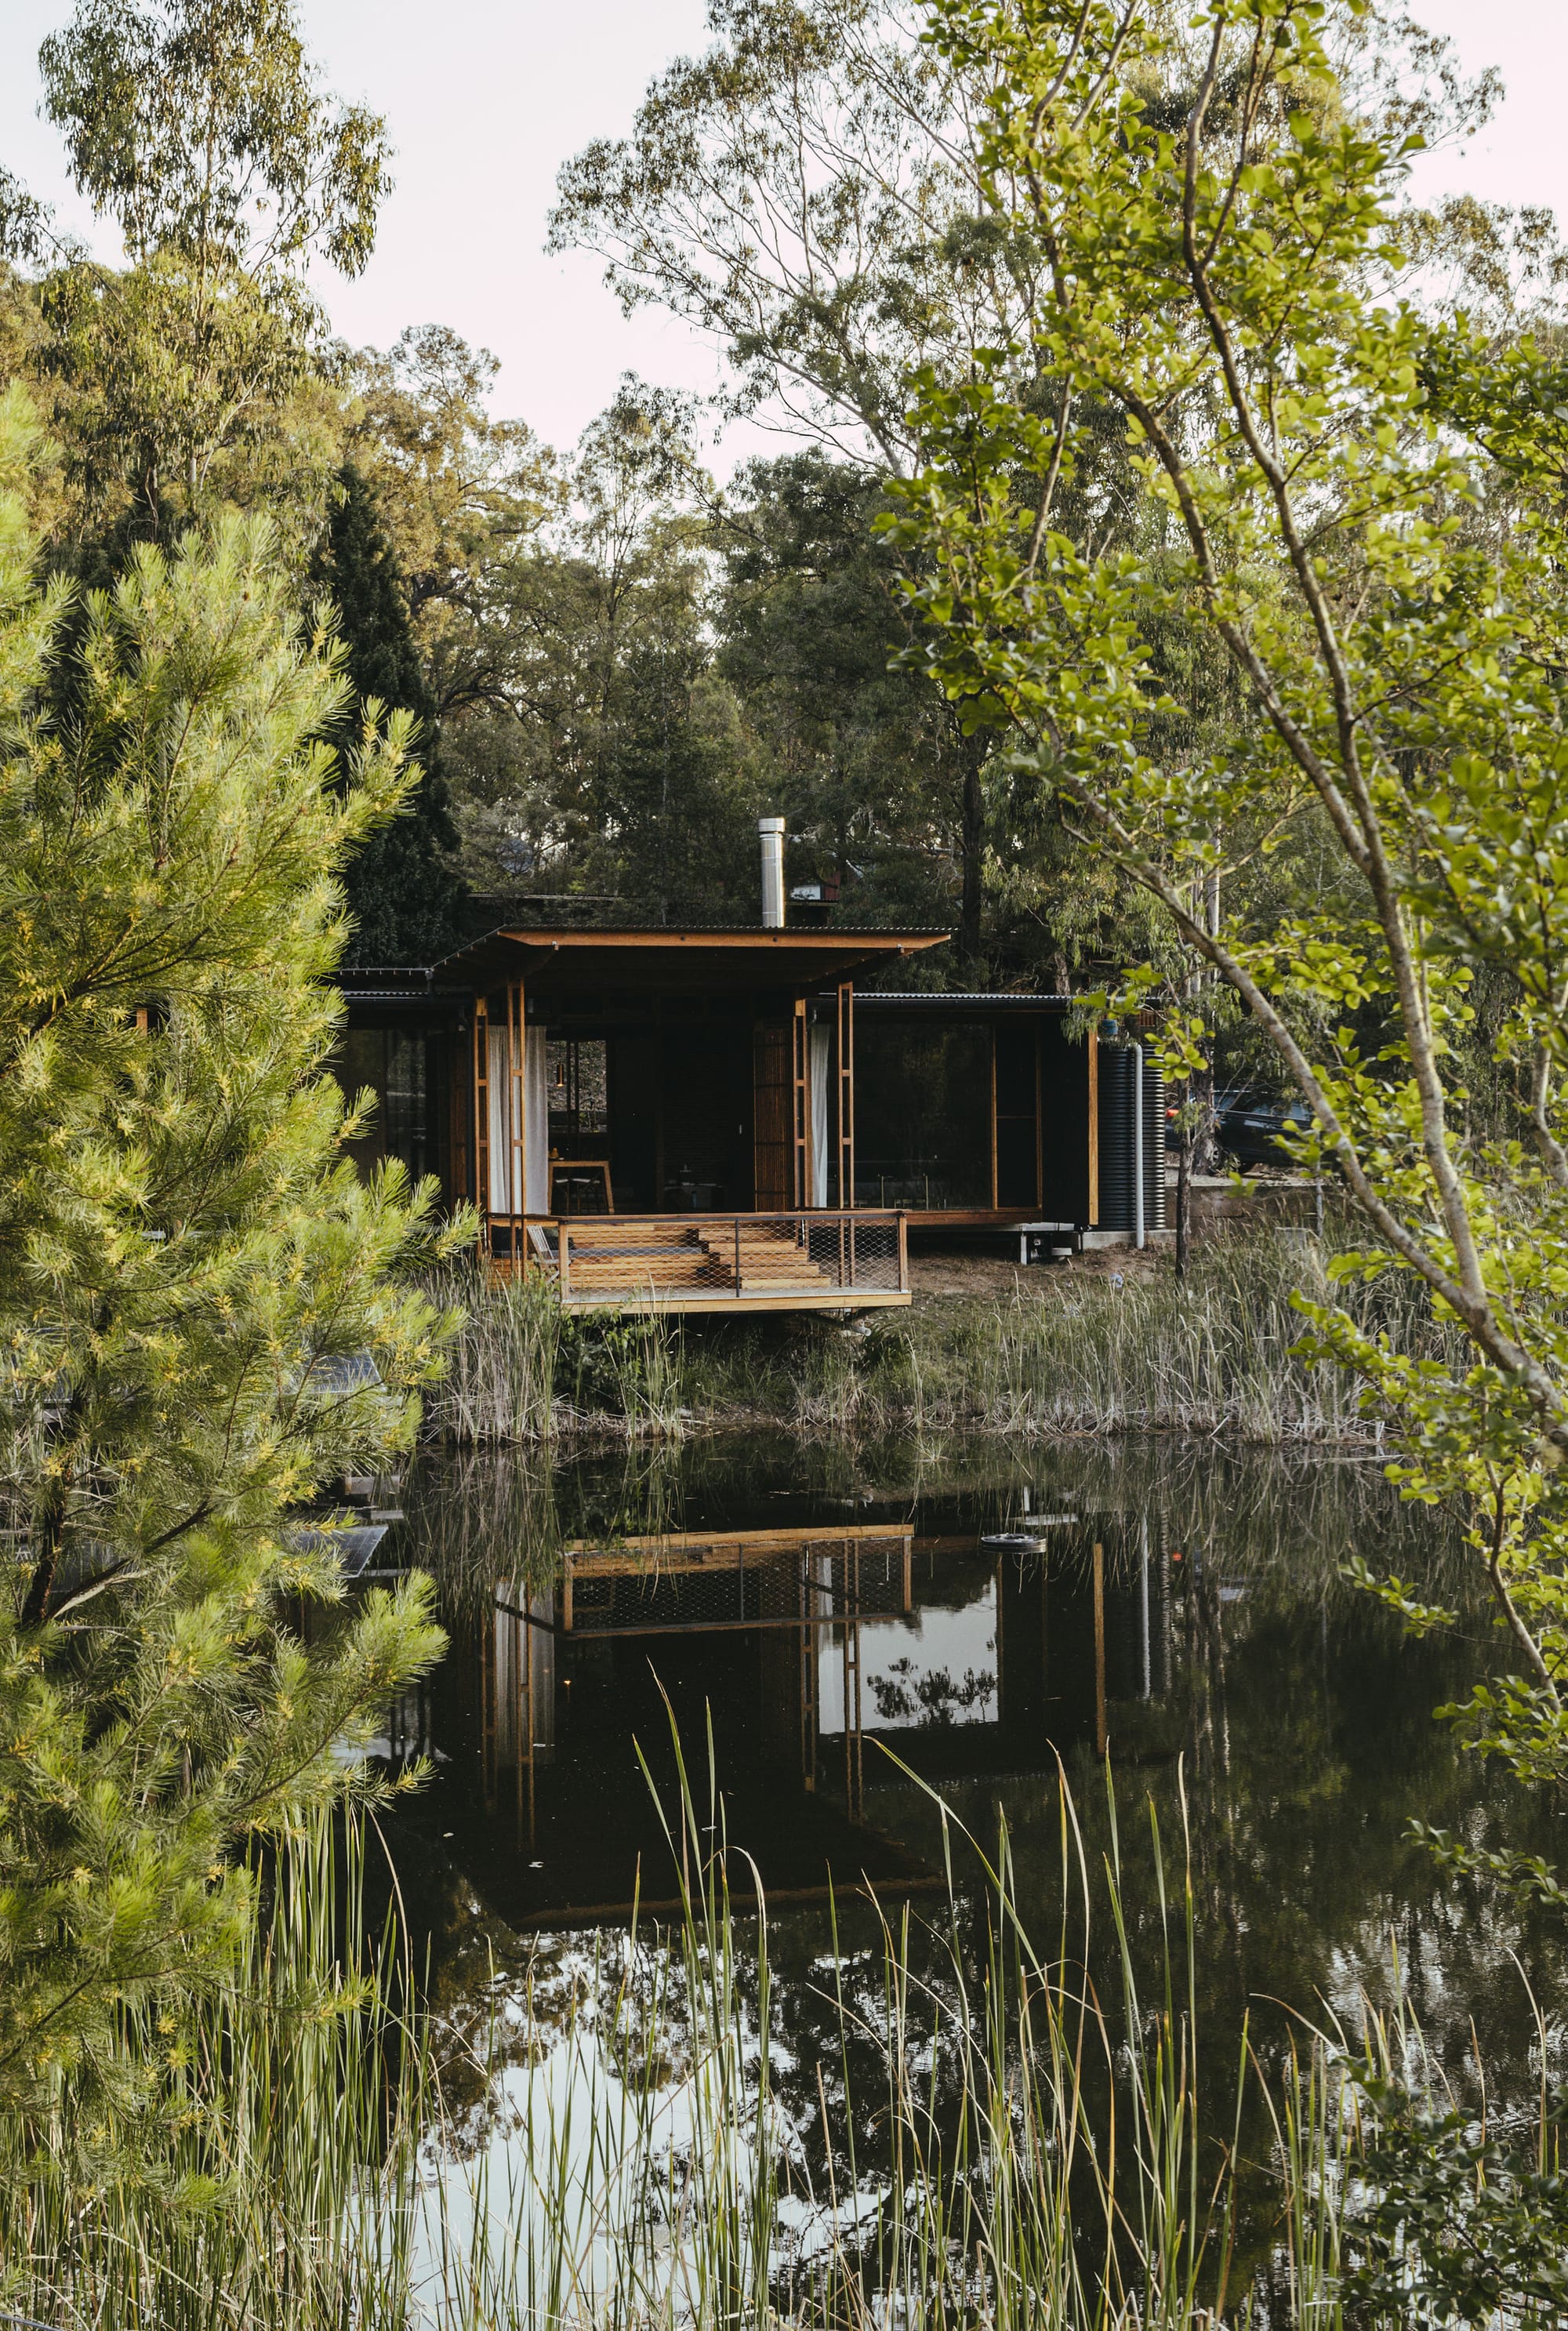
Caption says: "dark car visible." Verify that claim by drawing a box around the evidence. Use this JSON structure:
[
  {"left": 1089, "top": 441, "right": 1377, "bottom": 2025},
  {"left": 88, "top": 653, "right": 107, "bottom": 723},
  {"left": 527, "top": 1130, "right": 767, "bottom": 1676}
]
[{"left": 1216, "top": 1094, "right": 1311, "bottom": 1168}]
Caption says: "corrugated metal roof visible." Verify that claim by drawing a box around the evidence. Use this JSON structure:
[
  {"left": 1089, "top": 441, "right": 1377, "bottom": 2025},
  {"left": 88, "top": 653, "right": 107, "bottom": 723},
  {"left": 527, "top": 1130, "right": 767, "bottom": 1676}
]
[
  {"left": 856, "top": 991, "right": 1076, "bottom": 1007},
  {"left": 439, "top": 920, "right": 950, "bottom": 960}
]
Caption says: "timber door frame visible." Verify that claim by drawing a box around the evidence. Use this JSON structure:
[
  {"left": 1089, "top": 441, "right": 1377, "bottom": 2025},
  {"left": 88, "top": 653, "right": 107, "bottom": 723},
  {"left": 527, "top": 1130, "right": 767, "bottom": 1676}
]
[
  {"left": 791, "top": 997, "right": 808, "bottom": 1208},
  {"left": 473, "top": 998, "right": 491, "bottom": 1231},
  {"left": 473, "top": 985, "right": 528, "bottom": 1235},
  {"left": 836, "top": 982, "right": 855, "bottom": 1208},
  {"left": 506, "top": 981, "right": 526, "bottom": 1225},
  {"left": 752, "top": 1015, "right": 796, "bottom": 1210}
]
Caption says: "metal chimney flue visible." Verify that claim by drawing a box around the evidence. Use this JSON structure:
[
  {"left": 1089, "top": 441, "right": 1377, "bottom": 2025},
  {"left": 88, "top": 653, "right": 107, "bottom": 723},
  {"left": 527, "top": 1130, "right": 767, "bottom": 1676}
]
[{"left": 759, "top": 815, "right": 786, "bottom": 928}]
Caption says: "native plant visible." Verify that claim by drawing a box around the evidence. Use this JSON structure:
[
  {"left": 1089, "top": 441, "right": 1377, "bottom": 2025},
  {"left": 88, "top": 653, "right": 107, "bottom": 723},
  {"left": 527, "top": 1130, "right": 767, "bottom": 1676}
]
[
  {"left": 0, "top": 383, "right": 456, "bottom": 2137},
  {"left": 891, "top": 0, "right": 1568, "bottom": 1875}
]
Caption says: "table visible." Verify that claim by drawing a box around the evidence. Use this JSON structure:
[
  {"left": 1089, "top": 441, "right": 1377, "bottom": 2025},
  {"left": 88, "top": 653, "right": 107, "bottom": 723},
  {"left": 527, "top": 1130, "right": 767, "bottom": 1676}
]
[{"left": 549, "top": 1157, "right": 615, "bottom": 1215}]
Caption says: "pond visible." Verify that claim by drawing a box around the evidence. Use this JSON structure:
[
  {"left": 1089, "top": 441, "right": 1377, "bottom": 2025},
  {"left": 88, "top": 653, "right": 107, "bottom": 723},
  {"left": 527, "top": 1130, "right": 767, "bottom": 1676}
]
[{"left": 366, "top": 1430, "right": 1563, "bottom": 2288}]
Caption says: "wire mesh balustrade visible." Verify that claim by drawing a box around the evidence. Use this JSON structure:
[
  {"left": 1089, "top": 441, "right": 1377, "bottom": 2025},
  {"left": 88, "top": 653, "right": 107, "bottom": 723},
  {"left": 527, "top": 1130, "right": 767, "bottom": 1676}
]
[{"left": 489, "top": 1209, "right": 908, "bottom": 1309}]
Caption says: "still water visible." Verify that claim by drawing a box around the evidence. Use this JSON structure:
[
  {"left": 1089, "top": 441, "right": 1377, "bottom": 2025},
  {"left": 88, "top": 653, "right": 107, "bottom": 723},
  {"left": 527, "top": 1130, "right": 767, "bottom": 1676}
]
[{"left": 372, "top": 1429, "right": 1563, "bottom": 2140}]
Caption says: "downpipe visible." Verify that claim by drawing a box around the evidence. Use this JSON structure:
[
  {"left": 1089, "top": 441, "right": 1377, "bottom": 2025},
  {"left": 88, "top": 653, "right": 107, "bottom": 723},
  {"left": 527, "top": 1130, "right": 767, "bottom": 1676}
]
[{"left": 1133, "top": 1041, "right": 1145, "bottom": 1251}]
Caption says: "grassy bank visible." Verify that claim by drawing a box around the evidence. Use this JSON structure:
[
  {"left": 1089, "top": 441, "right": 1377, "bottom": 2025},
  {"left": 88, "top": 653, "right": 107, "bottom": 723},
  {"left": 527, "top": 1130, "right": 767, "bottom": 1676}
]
[
  {"left": 425, "top": 1231, "right": 1446, "bottom": 1445},
  {"left": 5, "top": 1759, "right": 1472, "bottom": 2331}
]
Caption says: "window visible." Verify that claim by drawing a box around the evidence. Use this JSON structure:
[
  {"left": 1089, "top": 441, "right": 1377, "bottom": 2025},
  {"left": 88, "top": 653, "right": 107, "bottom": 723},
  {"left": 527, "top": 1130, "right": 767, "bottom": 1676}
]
[
  {"left": 332, "top": 1026, "right": 432, "bottom": 1184},
  {"left": 993, "top": 1023, "right": 1039, "bottom": 1208},
  {"left": 546, "top": 1038, "right": 608, "bottom": 1152},
  {"left": 853, "top": 1022, "right": 993, "bottom": 1209}
]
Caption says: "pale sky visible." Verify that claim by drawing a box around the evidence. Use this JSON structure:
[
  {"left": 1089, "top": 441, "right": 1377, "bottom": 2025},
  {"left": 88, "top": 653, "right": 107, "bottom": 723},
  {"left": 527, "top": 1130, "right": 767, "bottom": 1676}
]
[{"left": 0, "top": 0, "right": 1563, "bottom": 473}]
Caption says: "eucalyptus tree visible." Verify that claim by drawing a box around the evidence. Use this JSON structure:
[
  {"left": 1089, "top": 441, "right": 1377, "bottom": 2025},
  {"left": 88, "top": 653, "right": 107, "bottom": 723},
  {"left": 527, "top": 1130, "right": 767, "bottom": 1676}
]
[
  {"left": 717, "top": 452, "right": 950, "bottom": 923},
  {"left": 895, "top": 0, "right": 1568, "bottom": 1870},
  {"left": 27, "top": 0, "right": 390, "bottom": 539},
  {"left": 550, "top": 0, "right": 1048, "bottom": 474},
  {"left": 547, "top": 1, "right": 1146, "bottom": 960},
  {"left": 347, "top": 325, "right": 561, "bottom": 719},
  {"left": 0, "top": 387, "right": 455, "bottom": 2134},
  {"left": 456, "top": 381, "right": 767, "bottom": 916},
  {"left": 0, "top": 169, "right": 57, "bottom": 269},
  {"left": 39, "top": 0, "right": 388, "bottom": 278}
]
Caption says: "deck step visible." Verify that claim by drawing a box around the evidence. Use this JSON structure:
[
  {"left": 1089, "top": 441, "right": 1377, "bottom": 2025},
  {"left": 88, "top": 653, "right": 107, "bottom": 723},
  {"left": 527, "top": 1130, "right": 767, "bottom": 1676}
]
[
  {"left": 564, "top": 1223, "right": 835, "bottom": 1292},
  {"left": 538, "top": 1211, "right": 902, "bottom": 1305}
]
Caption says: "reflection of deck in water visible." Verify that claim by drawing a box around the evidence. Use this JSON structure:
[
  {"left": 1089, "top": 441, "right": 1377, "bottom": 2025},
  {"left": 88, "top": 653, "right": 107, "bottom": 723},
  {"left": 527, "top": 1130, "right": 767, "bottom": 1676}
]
[{"left": 393, "top": 1517, "right": 1179, "bottom": 1931}]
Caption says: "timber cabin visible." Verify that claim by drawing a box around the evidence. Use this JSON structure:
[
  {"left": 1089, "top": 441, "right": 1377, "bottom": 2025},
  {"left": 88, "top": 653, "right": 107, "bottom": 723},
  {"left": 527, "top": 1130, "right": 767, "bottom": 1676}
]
[{"left": 335, "top": 836, "right": 1165, "bottom": 1312}]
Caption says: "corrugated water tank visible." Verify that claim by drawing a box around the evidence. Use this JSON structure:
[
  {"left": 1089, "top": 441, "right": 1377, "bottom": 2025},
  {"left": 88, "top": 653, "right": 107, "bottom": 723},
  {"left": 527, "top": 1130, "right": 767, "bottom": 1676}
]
[{"left": 1098, "top": 1044, "right": 1166, "bottom": 1234}]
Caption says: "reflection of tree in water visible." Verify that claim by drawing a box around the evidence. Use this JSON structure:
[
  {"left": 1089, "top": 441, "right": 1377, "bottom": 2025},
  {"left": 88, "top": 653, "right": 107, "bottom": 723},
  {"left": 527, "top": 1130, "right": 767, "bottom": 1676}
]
[
  {"left": 392, "top": 1432, "right": 1568, "bottom": 2253},
  {"left": 403, "top": 1437, "right": 688, "bottom": 1619},
  {"left": 869, "top": 1655, "right": 996, "bottom": 1726}
]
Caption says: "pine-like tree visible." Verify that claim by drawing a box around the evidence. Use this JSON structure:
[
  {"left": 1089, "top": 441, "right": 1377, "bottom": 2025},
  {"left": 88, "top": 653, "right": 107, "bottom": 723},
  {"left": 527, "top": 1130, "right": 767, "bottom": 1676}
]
[
  {"left": 0, "top": 387, "right": 459, "bottom": 2134},
  {"left": 310, "top": 463, "right": 466, "bottom": 963}
]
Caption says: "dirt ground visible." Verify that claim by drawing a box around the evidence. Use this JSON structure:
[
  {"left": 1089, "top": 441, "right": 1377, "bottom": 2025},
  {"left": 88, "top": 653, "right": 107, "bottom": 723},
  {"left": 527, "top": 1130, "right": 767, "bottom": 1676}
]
[{"left": 906, "top": 1241, "right": 1167, "bottom": 1302}]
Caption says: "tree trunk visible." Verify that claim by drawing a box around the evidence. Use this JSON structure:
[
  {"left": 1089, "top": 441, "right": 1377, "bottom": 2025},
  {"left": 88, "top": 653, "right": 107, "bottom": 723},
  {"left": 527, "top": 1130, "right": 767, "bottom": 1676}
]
[
  {"left": 1191, "top": 1044, "right": 1220, "bottom": 1175},
  {"left": 960, "top": 728, "right": 985, "bottom": 968},
  {"left": 1175, "top": 1110, "right": 1192, "bottom": 1279},
  {"left": 20, "top": 1465, "right": 72, "bottom": 1629}
]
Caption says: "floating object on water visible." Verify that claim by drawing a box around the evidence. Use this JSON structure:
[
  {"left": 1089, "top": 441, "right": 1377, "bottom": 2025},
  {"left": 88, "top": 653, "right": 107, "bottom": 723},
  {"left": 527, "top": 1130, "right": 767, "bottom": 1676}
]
[{"left": 285, "top": 1516, "right": 389, "bottom": 1575}]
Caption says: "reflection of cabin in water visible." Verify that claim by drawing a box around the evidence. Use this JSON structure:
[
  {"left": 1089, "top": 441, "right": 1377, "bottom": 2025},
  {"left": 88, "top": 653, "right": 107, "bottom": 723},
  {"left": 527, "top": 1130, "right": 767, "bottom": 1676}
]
[
  {"left": 337, "top": 893, "right": 1166, "bottom": 1312},
  {"left": 387, "top": 1515, "right": 1177, "bottom": 1930}
]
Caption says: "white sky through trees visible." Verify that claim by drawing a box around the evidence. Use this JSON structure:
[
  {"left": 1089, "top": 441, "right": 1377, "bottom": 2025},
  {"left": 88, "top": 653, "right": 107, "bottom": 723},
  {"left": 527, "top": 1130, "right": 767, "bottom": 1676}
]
[{"left": 0, "top": 0, "right": 1563, "bottom": 472}]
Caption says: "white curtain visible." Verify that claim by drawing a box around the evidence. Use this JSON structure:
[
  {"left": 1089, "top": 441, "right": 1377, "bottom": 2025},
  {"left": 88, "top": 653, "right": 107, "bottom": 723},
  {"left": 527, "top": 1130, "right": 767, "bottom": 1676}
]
[
  {"left": 486, "top": 1023, "right": 510, "bottom": 1215},
  {"left": 487, "top": 1020, "right": 551, "bottom": 1214},
  {"left": 524, "top": 1025, "right": 549, "bottom": 1212},
  {"left": 809, "top": 1022, "right": 830, "bottom": 1207}
]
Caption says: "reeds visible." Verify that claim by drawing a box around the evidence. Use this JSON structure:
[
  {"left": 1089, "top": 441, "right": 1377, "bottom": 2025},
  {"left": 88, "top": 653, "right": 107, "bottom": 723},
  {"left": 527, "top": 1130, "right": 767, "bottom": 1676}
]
[
  {"left": 6, "top": 1737, "right": 1450, "bottom": 2331},
  {"left": 688, "top": 1230, "right": 1447, "bottom": 1443},
  {"left": 0, "top": 1814, "right": 425, "bottom": 2329},
  {"left": 420, "top": 1263, "right": 686, "bottom": 1444},
  {"left": 423, "top": 1260, "right": 563, "bottom": 1443},
  {"left": 419, "top": 1232, "right": 1448, "bottom": 1448},
  {"left": 871, "top": 1233, "right": 1409, "bottom": 1440}
]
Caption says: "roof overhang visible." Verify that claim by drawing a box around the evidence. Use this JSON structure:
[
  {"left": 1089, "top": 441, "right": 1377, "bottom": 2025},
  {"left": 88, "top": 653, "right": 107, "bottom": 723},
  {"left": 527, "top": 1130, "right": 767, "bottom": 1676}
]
[
  {"left": 855, "top": 991, "right": 1074, "bottom": 1009},
  {"left": 434, "top": 925, "right": 951, "bottom": 994}
]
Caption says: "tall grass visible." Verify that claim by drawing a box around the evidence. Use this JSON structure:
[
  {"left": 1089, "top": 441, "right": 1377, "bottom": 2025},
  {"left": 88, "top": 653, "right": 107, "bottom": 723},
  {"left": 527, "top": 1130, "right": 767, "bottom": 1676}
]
[
  {"left": 422, "top": 1263, "right": 686, "bottom": 1444},
  {"left": 424, "top": 1262, "right": 562, "bottom": 1443},
  {"left": 6, "top": 1739, "right": 1469, "bottom": 2331},
  {"left": 688, "top": 1230, "right": 1448, "bottom": 1443},
  {"left": 0, "top": 1815, "right": 423, "bottom": 2329},
  {"left": 866, "top": 1231, "right": 1432, "bottom": 1440},
  {"left": 422, "top": 1232, "right": 1450, "bottom": 1447}
]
